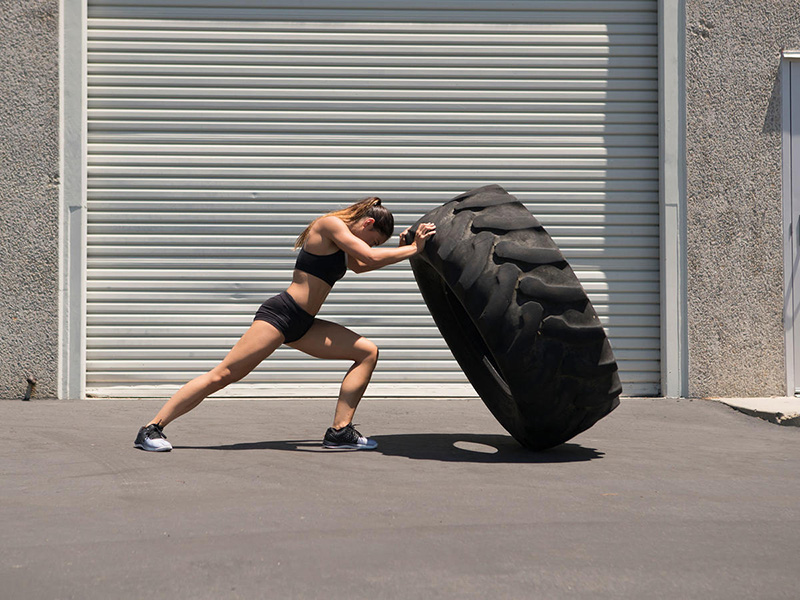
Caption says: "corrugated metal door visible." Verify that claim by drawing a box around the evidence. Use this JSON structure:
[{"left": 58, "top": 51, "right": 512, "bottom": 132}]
[{"left": 86, "top": 1, "right": 660, "bottom": 398}]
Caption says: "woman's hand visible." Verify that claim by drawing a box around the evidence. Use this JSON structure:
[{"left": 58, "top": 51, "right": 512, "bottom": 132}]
[
  {"left": 412, "top": 222, "right": 436, "bottom": 252},
  {"left": 399, "top": 227, "right": 412, "bottom": 247},
  {"left": 399, "top": 223, "right": 435, "bottom": 250}
]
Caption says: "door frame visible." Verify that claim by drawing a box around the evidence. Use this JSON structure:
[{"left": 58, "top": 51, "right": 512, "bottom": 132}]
[
  {"left": 782, "top": 52, "right": 800, "bottom": 396},
  {"left": 658, "top": 0, "right": 688, "bottom": 398},
  {"left": 59, "top": 0, "right": 88, "bottom": 400}
]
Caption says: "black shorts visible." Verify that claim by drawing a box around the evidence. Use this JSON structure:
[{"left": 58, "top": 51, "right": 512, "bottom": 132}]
[{"left": 253, "top": 291, "right": 316, "bottom": 343}]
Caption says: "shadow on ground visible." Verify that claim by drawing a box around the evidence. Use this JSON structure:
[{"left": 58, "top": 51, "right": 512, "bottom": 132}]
[{"left": 175, "top": 433, "right": 603, "bottom": 463}]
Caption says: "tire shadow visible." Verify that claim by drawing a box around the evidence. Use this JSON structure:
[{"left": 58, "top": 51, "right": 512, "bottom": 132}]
[
  {"left": 373, "top": 433, "right": 603, "bottom": 463},
  {"left": 175, "top": 433, "right": 603, "bottom": 463}
]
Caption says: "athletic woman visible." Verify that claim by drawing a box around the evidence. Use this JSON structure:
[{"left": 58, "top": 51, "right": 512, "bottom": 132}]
[{"left": 134, "top": 197, "right": 436, "bottom": 452}]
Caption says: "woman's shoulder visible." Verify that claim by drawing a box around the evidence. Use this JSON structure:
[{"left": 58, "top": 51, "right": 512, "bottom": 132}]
[
  {"left": 315, "top": 215, "right": 345, "bottom": 230},
  {"left": 313, "top": 215, "right": 350, "bottom": 239},
  {"left": 303, "top": 215, "right": 347, "bottom": 252}
]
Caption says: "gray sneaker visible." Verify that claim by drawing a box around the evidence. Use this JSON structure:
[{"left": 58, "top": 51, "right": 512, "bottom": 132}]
[
  {"left": 322, "top": 423, "right": 378, "bottom": 450},
  {"left": 134, "top": 423, "right": 173, "bottom": 452}
]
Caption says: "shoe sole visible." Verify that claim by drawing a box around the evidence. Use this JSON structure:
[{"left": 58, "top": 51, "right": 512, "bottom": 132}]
[
  {"left": 322, "top": 442, "right": 378, "bottom": 451},
  {"left": 134, "top": 442, "right": 172, "bottom": 452}
]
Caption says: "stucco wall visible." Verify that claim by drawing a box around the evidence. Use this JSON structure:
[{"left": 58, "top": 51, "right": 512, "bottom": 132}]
[
  {"left": 685, "top": 1, "right": 800, "bottom": 397},
  {"left": 0, "top": 1, "right": 60, "bottom": 399}
]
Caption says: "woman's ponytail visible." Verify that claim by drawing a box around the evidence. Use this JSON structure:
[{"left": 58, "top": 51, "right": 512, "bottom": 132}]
[{"left": 295, "top": 196, "right": 393, "bottom": 248}]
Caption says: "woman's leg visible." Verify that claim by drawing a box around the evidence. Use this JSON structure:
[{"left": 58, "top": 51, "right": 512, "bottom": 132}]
[
  {"left": 147, "top": 320, "right": 285, "bottom": 428},
  {"left": 288, "top": 319, "right": 379, "bottom": 429}
]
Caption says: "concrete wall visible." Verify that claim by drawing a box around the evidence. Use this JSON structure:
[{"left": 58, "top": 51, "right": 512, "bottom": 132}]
[
  {"left": 0, "top": 1, "right": 60, "bottom": 399},
  {"left": 685, "top": 0, "right": 799, "bottom": 397}
]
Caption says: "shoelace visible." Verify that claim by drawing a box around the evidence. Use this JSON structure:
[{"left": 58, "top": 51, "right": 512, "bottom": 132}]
[{"left": 346, "top": 424, "right": 364, "bottom": 438}]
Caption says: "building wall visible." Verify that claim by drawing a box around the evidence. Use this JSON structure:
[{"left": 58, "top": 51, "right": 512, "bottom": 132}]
[
  {"left": 685, "top": 0, "right": 800, "bottom": 397},
  {"left": 3, "top": 0, "right": 799, "bottom": 399},
  {"left": 0, "top": 1, "right": 60, "bottom": 399}
]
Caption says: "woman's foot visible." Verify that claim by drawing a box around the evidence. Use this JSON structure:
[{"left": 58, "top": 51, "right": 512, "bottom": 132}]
[
  {"left": 134, "top": 423, "right": 173, "bottom": 452},
  {"left": 322, "top": 423, "right": 378, "bottom": 450}
]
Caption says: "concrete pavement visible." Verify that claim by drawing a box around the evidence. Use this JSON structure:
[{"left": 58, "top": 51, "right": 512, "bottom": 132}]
[
  {"left": 709, "top": 397, "right": 800, "bottom": 426},
  {"left": 1, "top": 397, "right": 799, "bottom": 600}
]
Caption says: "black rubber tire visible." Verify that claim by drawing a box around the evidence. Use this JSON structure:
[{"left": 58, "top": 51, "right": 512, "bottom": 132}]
[{"left": 407, "top": 185, "right": 621, "bottom": 450}]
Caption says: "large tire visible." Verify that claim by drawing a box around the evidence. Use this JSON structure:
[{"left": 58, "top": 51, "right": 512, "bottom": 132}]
[{"left": 407, "top": 185, "right": 621, "bottom": 450}]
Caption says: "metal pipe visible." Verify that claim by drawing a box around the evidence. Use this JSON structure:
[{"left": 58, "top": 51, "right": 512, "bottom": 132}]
[{"left": 23, "top": 376, "right": 36, "bottom": 401}]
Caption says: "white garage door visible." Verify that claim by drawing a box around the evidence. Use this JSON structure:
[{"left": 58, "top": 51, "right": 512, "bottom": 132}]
[{"left": 86, "top": 0, "right": 660, "bottom": 398}]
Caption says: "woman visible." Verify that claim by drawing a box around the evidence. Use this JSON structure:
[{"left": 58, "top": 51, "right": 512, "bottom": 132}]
[{"left": 134, "top": 197, "right": 436, "bottom": 452}]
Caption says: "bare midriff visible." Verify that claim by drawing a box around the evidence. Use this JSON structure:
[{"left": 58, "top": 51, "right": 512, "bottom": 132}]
[{"left": 285, "top": 270, "right": 334, "bottom": 316}]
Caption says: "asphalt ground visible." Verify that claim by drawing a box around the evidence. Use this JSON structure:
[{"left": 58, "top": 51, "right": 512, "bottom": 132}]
[{"left": 2, "top": 397, "right": 799, "bottom": 600}]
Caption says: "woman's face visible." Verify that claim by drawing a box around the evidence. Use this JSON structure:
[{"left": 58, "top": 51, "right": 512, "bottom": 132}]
[{"left": 352, "top": 218, "right": 390, "bottom": 247}]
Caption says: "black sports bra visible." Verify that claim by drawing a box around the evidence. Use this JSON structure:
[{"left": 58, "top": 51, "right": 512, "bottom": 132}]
[{"left": 295, "top": 248, "right": 347, "bottom": 287}]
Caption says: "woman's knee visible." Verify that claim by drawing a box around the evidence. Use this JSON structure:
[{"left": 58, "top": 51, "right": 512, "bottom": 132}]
[
  {"left": 357, "top": 340, "right": 379, "bottom": 367},
  {"left": 207, "top": 366, "right": 239, "bottom": 390}
]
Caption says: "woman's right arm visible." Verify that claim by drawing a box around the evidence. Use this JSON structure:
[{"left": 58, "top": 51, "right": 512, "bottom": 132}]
[{"left": 320, "top": 217, "right": 435, "bottom": 273}]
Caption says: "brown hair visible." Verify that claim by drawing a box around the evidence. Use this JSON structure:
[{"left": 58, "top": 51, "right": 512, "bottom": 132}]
[{"left": 294, "top": 196, "right": 394, "bottom": 249}]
